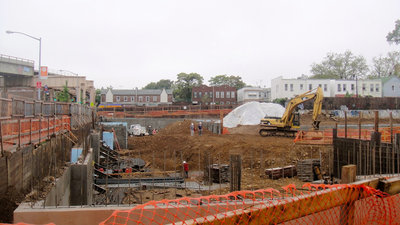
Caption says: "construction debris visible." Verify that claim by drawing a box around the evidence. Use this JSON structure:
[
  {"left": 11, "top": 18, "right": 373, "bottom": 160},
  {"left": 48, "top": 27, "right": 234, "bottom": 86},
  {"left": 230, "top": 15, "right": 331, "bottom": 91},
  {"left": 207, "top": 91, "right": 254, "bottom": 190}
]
[{"left": 265, "top": 165, "right": 297, "bottom": 180}]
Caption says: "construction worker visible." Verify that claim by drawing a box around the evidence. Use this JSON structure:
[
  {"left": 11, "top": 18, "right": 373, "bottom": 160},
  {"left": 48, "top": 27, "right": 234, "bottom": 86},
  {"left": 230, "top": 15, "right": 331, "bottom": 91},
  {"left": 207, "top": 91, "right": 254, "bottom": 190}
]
[
  {"left": 183, "top": 161, "right": 189, "bottom": 178},
  {"left": 190, "top": 123, "right": 195, "bottom": 136},
  {"left": 198, "top": 122, "right": 203, "bottom": 136}
]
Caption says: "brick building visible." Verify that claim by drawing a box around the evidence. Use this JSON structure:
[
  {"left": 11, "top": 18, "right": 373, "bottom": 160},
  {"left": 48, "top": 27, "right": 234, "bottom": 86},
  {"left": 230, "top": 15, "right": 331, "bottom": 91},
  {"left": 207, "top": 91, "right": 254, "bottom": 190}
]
[
  {"left": 100, "top": 88, "right": 173, "bottom": 106},
  {"left": 191, "top": 85, "right": 237, "bottom": 105}
]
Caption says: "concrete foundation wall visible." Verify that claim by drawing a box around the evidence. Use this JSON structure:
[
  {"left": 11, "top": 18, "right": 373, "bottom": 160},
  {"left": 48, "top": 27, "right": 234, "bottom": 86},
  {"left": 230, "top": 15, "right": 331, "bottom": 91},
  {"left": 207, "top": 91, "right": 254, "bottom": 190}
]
[
  {"left": 104, "top": 118, "right": 222, "bottom": 134},
  {"left": 14, "top": 206, "right": 133, "bottom": 225},
  {"left": 300, "top": 109, "right": 400, "bottom": 119},
  {"left": 45, "top": 167, "right": 71, "bottom": 207},
  {"left": 70, "top": 150, "right": 93, "bottom": 206}
]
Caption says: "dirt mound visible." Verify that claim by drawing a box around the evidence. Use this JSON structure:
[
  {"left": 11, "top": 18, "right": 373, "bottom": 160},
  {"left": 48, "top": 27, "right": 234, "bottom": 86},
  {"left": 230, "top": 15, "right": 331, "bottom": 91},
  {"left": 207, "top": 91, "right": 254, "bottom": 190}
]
[{"left": 157, "top": 120, "right": 213, "bottom": 136}]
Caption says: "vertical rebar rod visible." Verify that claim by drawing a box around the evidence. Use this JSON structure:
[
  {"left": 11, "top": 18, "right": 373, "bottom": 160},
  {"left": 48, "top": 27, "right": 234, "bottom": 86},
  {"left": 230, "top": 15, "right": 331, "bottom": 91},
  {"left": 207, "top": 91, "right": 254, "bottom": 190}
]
[
  {"left": 208, "top": 153, "right": 211, "bottom": 195},
  {"left": 29, "top": 118, "right": 32, "bottom": 144},
  {"left": 174, "top": 149, "right": 177, "bottom": 197},
  {"left": 198, "top": 148, "right": 201, "bottom": 192},
  {"left": 152, "top": 149, "right": 155, "bottom": 201},
  {"left": 163, "top": 149, "right": 166, "bottom": 199},
  {"left": 54, "top": 141, "right": 58, "bottom": 208},
  {"left": 0, "top": 121, "right": 3, "bottom": 157},
  {"left": 18, "top": 119, "right": 21, "bottom": 148},
  {"left": 218, "top": 153, "right": 221, "bottom": 195}
]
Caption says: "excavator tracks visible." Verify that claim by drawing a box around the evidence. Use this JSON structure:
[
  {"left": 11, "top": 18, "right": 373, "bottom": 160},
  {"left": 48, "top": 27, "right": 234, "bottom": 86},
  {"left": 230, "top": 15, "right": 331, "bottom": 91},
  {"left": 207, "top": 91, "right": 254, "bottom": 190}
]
[{"left": 259, "top": 129, "right": 297, "bottom": 137}]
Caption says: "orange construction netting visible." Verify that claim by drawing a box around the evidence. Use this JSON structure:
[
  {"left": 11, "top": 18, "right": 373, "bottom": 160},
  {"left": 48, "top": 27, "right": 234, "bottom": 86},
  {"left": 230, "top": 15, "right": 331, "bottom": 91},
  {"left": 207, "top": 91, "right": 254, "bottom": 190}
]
[
  {"left": 294, "top": 126, "right": 400, "bottom": 145},
  {"left": 99, "top": 184, "right": 400, "bottom": 225},
  {"left": 4, "top": 184, "right": 400, "bottom": 224}
]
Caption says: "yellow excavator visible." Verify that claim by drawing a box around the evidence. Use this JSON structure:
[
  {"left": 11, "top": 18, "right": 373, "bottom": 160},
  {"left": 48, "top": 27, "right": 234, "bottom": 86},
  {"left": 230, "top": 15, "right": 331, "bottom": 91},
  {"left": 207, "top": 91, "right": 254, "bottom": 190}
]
[{"left": 259, "top": 87, "right": 323, "bottom": 137}]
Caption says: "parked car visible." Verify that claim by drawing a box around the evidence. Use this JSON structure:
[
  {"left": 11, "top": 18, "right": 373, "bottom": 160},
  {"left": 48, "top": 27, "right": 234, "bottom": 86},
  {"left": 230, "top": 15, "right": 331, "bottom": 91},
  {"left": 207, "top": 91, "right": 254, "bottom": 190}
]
[{"left": 128, "top": 124, "right": 148, "bottom": 136}]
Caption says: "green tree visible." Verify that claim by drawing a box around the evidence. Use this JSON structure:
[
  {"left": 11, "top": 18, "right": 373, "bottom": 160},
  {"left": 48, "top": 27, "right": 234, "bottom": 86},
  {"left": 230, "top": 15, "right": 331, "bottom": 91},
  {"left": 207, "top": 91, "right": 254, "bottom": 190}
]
[
  {"left": 387, "top": 19, "right": 400, "bottom": 45},
  {"left": 144, "top": 79, "right": 173, "bottom": 89},
  {"left": 370, "top": 51, "right": 400, "bottom": 78},
  {"left": 273, "top": 98, "right": 287, "bottom": 107},
  {"left": 208, "top": 75, "right": 246, "bottom": 90},
  {"left": 56, "top": 81, "right": 71, "bottom": 102},
  {"left": 173, "top": 73, "right": 203, "bottom": 102},
  {"left": 95, "top": 89, "right": 101, "bottom": 105},
  {"left": 310, "top": 51, "right": 369, "bottom": 80}
]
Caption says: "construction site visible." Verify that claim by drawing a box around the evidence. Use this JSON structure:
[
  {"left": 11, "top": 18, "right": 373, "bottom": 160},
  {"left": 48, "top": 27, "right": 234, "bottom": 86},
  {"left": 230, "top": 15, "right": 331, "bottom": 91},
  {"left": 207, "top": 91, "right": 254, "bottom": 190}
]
[{"left": 1, "top": 94, "right": 400, "bottom": 224}]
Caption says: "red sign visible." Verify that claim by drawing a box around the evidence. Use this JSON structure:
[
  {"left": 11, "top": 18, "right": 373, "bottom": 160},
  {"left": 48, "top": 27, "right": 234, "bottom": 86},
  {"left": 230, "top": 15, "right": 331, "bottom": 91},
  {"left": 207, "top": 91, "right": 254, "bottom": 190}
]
[{"left": 36, "top": 81, "right": 42, "bottom": 88}]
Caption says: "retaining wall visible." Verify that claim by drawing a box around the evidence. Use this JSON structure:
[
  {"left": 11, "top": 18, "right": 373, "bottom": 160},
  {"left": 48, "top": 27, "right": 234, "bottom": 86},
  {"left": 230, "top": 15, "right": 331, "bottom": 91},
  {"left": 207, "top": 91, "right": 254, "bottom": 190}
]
[{"left": 104, "top": 118, "right": 222, "bottom": 134}]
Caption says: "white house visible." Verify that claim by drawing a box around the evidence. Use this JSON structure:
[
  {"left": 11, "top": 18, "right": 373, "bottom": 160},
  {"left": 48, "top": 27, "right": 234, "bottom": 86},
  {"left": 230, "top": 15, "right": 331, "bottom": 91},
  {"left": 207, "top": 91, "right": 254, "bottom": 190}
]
[
  {"left": 271, "top": 76, "right": 383, "bottom": 100},
  {"left": 237, "top": 87, "right": 271, "bottom": 103},
  {"left": 382, "top": 76, "right": 400, "bottom": 97}
]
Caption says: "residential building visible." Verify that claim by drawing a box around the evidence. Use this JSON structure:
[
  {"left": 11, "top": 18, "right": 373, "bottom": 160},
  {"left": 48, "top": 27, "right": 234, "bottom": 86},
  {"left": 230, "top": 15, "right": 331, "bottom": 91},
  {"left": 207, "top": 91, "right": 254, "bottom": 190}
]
[
  {"left": 237, "top": 87, "right": 271, "bottom": 103},
  {"left": 271, "top": 76, "right": 383, "bottom": 101},
  {"left": 191, "top": 85, "right": 237, "bottom": 105},
  {"left": 100, "top": 88, "right": 173, "bottom": 106},
  {"left": 381, "top": 76, "right": 400, "bottom": 97}
]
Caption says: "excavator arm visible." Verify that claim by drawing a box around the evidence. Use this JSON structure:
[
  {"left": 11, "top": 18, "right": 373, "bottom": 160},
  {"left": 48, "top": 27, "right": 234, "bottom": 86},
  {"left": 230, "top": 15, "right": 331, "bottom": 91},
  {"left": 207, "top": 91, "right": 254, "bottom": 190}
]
[{"left": 259, "top": 87, "right": 323, "bottom": 137}]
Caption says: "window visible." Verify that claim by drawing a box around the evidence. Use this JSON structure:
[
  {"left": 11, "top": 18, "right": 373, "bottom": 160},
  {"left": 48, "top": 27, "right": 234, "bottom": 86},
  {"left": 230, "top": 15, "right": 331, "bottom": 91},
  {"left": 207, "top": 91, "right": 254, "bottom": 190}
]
[
  {"left": 290, "top": 84, "right": 293, "bottom": 92},
  {"left": 375, "top": 84, "right": 379, "bottom": 92},
  {"left": 199, "top": 92, "right": 202, "bottom": 98},
  {"left": 309, "top": 84, "right": 312, "bottom": 90},
  {"left": 285, "top": 84, "right": 288, "bottom": 91},
  {"left": 146, "top": 96, "right": 150, "bottom": 102},
  {"left": 153, "top": 96, "right": 157, "bottom": 102},
  {"left": 362, "top": 84, "right": 366, "bottom": 91},
  {"left": 351, "top": 84, "right": 355, "bottom": 91},
  {"left": 209, "top": 92, "right": 213, "bottom": 98},
  {"left": 231, "top": 91, "right": 235, "bottom": 98},
  {"left": 220, "top": 102, "right": 224, "bottom": 105},
  {"left": 370, "top": 84, "right": 374, "bottom": 92},
  {"left": 131, "top": 96, "right": 135, "bottom": 102},
  {"left": 221, "top": 91, "right": 224, "bottom": 98},
  {"left": 300, "top": 84, "right": 303, "bottom": 90},
  {"left": 124, "top": 96, "right": 128, "bottom": 102},
  {"left": 216, "top": 91, "right": 220, "bottom": 98},
  {"left": 139, "top": 96, "right": 143, "bottom": 102},
  {"left": 392, "top": 85, "right": 395, "bottom": 91},
  {"left": 343, "top": 84, "right": 347, "bottom": 92},
  {"left": 319, "top": 84, "right": 322, "bottom": 88},
  {"left": 324, "top": 84, "right": 327, "bottom": 92},
  {"left": 194, "top": 92, "right": 197, "bottom": 98},
  {"left": 337, "top": 84, "right": 341, "bottom": 92},
  {"left": 116, "top": 96, "right": 120, "bottom": 102},
  {"left": 226, "top": 91, "right": 230, "bottom": 98},
  {"left": 226, "top": 101, "right": 230, "bottom": 105}
]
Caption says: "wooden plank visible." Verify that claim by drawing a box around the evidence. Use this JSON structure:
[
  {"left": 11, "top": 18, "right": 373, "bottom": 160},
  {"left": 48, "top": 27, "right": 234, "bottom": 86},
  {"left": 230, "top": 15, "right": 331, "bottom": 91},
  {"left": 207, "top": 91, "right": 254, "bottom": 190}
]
[
  {"left": 379, "top": 177, "right": 400, "bottom": 195},
  {"left": 341, "top": 165, "right": 356, "bottom": 184},
  {"left": 0, "top": 157, "right": 8, "bottom": 194}
]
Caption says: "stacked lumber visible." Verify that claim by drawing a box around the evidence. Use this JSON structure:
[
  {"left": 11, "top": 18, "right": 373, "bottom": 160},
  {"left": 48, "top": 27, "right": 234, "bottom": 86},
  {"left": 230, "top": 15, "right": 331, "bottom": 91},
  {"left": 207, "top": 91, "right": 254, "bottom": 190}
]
[
  {"left": 265, "top": 165, "right": 297, "bottom": 180},
  {"left": 209, "top": 164, "right": 230, "bottom": 183},
  {"left": 297, "top": 159, "right": 320, "bottom": 182}
]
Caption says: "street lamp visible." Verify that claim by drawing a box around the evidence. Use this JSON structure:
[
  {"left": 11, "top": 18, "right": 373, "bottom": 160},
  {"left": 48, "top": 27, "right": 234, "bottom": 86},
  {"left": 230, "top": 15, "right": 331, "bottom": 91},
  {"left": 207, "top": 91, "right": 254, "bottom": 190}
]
[
  {"left": 6, "top": 30, "right": 42, "bottom": 100},
  {"left": 59, "top": 70, "right": 80, "bottom": 104}
]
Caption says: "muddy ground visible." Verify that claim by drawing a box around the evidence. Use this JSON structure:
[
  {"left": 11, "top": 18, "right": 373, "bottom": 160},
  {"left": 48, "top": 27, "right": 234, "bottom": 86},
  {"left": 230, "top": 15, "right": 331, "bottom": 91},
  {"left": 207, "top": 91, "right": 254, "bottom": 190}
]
[{"left": 120, "top": 113, "right": 398, "bottom": 204}]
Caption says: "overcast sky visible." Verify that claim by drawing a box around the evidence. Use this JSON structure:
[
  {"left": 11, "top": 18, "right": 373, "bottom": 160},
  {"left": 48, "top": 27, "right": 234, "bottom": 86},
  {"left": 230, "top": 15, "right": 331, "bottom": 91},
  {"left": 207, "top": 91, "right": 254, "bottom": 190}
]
[{"left": 1, "top": 0, "right": 399, "bottom": 89}]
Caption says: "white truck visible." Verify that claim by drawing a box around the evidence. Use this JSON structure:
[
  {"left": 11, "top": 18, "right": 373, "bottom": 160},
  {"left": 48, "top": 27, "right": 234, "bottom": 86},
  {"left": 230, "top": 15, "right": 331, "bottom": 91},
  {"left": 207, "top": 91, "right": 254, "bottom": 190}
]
[{"left": 128, "top": 124, "right": 148, "bottom": 136}]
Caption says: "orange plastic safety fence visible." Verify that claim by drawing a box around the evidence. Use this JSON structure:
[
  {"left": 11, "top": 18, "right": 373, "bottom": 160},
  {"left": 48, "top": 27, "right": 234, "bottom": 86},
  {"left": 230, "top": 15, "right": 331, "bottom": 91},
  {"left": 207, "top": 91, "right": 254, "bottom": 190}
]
[
  {"left": 0, "top": 116, "right": 71, "bottom": 151},
  {"left": 100, "top": 184, "right": 398, "bottom": 225},
  {"left": 294, "top": 126, "right": 400, "bottom": 145}
]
